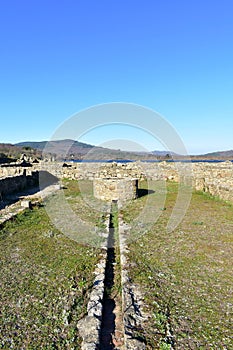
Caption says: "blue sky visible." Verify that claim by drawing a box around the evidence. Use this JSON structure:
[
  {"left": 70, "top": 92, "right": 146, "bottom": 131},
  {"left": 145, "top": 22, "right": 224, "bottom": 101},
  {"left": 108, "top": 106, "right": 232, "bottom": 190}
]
[{"left": 0, "top": 0, "right": 233, "bottom": 154}]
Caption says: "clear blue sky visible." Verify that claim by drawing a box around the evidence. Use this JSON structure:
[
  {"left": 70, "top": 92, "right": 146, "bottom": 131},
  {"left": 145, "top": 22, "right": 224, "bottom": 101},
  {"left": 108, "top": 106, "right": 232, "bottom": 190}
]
[{"left": 0, "top": 0, "right": 233, "bottom": 154}]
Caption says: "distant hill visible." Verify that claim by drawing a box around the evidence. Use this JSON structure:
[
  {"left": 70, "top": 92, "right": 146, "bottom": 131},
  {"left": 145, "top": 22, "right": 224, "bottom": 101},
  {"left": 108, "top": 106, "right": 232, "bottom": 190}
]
[
  {"left": 16, "top": 140, "right": 95, "bottom": 158},
  {"left": 0, "top": 143, "right": 42, "bottom": 163},
  {"left": 15, "top": 139, "right": 159, "bottom": 160},
  {"left": 16, "top": 140, "right": 181, "bottom": 159},
  {"left": 16, "top": 139, "right": 94, "bottom": 152},
  {"left": 192, "top": 150, "right": 233, "bottom": 159},
  {"left": 16, "top": 139, "right": 142, "bottom": 160},
  {"left": 151, "top": 150, "right": 181, "bottom": 158},
  {"left": 206, "top": 150, "right": 233, "bottom": 158},
  {"left": 1, "top": 140, "right": 232, "bottom": 162}
]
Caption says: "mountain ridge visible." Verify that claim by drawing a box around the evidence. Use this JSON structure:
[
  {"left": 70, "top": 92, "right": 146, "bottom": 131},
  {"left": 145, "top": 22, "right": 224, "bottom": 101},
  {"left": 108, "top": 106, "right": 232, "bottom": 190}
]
[
  {"left": 0, "top": 140, "right": 232, "bottom": 162},
  {"left": 15, "top": 140, "right": 156, "bottom": 160},
  {"left": 16, "top": 140, "right": 233, "bottom": 159}
]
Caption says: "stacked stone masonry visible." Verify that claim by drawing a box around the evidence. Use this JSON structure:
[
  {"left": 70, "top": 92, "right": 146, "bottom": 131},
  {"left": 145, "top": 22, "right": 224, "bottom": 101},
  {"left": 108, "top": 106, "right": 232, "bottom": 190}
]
[
  {"left": 1, "top": 161, "right": 233, "bottom": 202},
  {"left": 0, "top": 170, "right": 39, "bottom": 198},
  {"left": 93, "top": 178, "right": 138, "bottom": 202}
]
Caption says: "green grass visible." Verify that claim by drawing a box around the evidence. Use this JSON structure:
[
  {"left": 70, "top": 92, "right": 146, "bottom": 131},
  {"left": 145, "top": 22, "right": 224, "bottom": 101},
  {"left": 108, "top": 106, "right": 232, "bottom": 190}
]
[
  {"left": 62, "top": 179, "right": 109, "bottom": 229},
  {"left": 0, "top": 179, "right": 105, "bottom": 349},
  {"left": 41, "top": 179, "right": 109, "bottom": 247},
  {"left": 120, "top": 181, "right": 233, "bottom": 349}
]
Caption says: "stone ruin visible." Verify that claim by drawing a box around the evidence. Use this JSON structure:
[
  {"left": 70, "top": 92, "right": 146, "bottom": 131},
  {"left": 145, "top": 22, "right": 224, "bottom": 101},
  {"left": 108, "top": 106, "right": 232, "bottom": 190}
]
[
  {"left": 1, "top": 160, "right": 233, "bottom": 203},
  {"left": 93, "top": 177, "right": 138, "bottom": 202},
  {"left": 92, "top": 162, "right": 138, "bottom": 202}
]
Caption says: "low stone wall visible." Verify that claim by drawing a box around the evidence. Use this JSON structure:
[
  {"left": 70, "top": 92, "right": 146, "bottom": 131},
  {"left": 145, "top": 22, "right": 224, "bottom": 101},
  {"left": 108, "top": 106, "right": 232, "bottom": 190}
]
[
  {"left": 1, "top": 161, "right": 233, "bottom": 203},
  {"left": 0, "top": 163, "right": 32, "bottom": 178},
  {"left": 93, "top": 178, "right": 138, "bottom": 202},
  {"left": 58, "top": 161, "right": 233, "bottom": 202},
  {"left": 58, "top": 161, "right": 187, "bottom": 183},
  {"left": 0, "top": 171, "right": 39, "bottom": 198},
  {"left": 192, "top": 162, "right": 233, "bottom": 201},
  {"left": 0, "top": 170, "right": 58, "bottom": 199}
]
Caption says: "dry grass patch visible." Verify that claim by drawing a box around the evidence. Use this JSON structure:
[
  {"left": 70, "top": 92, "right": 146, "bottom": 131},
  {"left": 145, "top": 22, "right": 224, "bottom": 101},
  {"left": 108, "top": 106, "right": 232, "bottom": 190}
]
[
  {"left": 0, "top": 179, "right": 104, "bottom": 349},
  {"left": 121, "top": 181, "right": 233, "bottom": 349}
]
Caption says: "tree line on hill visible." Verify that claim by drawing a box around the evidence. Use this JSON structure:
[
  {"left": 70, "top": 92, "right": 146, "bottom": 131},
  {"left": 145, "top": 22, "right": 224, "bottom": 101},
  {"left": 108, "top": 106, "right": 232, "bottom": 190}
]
[{"left": 1, "top": 140, "right": 233, "bottom": 163}]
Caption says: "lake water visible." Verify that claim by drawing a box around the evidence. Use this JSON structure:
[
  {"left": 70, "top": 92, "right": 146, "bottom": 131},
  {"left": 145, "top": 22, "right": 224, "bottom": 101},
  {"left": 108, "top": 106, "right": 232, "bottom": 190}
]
[{"left": 68, "top": 159, "right": 233, "bottom": 164}]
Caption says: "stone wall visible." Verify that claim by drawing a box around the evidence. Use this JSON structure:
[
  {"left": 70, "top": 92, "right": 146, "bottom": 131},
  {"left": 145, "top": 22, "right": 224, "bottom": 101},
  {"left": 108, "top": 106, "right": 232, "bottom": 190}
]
[
  {"left": 54, "top": 161, "right": 233, "bottom": 202},
  {"left": 0, "top": 169, "right": 58, "bottom": 199},
  {"left": 93, "top": 178, "right": 138, "bottom": 202},
  {"left": 0, "top": 163, "right": 32, "bottom": 178},
  {"left": 192, "top": 161, "right": 233, "bottom": 201},
  {"left": 1, "top": 161, "right": 233, "bottom": 203},
  {"left": 58, "top": 161, "right": 186, "bottom": 183},
  {"left": 0, "top": 171, "right": 39, "bottom": 198}
]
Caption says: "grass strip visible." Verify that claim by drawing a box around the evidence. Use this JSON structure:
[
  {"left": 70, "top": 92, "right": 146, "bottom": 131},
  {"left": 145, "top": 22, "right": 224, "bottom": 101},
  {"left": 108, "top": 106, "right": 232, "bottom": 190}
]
[{"left": 120, "top": 181, "right": 233, "bottom": 349}]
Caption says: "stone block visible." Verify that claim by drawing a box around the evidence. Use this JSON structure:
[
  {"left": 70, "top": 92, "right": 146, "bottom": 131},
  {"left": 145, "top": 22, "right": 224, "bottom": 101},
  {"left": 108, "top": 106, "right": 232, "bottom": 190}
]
[{"left": 21, "top": 200, "right": 31, "bottom": 209}]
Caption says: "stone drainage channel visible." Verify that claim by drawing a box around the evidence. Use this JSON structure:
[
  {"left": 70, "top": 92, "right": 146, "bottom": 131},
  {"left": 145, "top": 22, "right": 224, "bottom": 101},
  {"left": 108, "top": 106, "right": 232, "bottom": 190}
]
[{"left": 78, "top": 201, "right": 146, "bottom": 350}]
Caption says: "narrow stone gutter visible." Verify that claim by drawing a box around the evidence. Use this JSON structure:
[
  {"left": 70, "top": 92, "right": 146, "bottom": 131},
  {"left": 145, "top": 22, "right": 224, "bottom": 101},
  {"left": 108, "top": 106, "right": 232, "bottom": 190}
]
[
  {"left": 77, "top": 215, "right": 109, "bottom": 350},
  {"left": 78, "top": 203, "right": 146, "bottom": 350},
  {"left": 118, "top": 214, "right": 146, "bottom": 350},
  {"left": 1, "top": 185, "right": 148, "bottom": 349}
]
